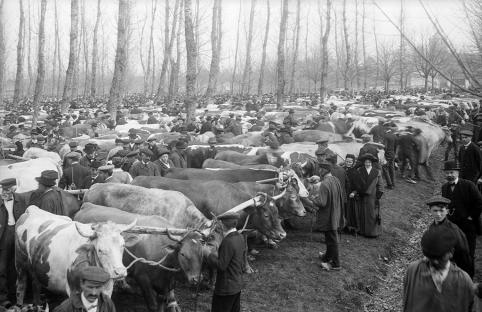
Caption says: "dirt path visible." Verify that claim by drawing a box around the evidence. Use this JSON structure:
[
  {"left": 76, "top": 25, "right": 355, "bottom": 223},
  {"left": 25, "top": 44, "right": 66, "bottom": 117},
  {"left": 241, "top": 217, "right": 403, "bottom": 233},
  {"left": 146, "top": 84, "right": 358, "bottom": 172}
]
[{"left": 113, "top": 147, "right": 454, "bottom": 312}]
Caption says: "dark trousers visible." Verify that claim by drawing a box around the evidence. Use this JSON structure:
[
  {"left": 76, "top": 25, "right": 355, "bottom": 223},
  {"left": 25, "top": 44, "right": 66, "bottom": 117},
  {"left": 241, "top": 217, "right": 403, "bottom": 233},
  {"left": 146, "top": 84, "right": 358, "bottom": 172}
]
[
  {"left": 211, "top": 292, "right": 241, "bottom": 312},
  {"left": 323, "top": 230, "right": 339, "bottom": 266},
  {"left": 444, "top": 141, "right": 458, "bottom": 161},
  {"left": 399, "top": 151, "right": 418, "bottom": 179},
  {"left": 455, "top": 220, "right": 477, "bottom": 260},
  {"left": 0, "top": 225, "right": 16, "bottom": 302},
  {"left": 417, "top": 161, "right": 434, "bottom": 180},
  {"left": 382, "top": 159, "right": 395, "bottom": 187}
]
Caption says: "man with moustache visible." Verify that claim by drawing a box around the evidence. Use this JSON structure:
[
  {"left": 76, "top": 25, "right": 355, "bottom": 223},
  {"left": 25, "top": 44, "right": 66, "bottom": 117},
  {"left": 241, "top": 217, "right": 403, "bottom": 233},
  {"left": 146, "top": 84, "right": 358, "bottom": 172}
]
[{"left": 441, "top": 160, "right": 482, "bottom": 270}]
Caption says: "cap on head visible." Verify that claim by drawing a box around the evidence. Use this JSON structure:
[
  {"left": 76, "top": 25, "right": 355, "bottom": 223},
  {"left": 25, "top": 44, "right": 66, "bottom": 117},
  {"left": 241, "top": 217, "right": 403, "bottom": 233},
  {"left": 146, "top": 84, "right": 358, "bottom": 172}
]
[
  {"left": 358, "top": 153, "right": 378, "bottom": 163},
  {"left": 425, "top": 195, "right": 450, "bottom": 207},
  {"left": 460, "top": 129, "right": 473, "bottom": 137},
  {"left": 65, "top": 152, "right": 82, "bottom": 160},
  {"left": 175, "top": 140, "right": 188, "bottom": 149},
  {"left": 421, "top": 226, "right": 456, "bottom": 259},
  {"left": 99, "top": 164, "right": 114, "bottom": 172},
  {"left": 80, "top": 266, "right": 110, "bottom": 285},
  {"left": 36, "top": 170, "right": 59, "bottom": 187},
  {"left": 0, "top": 178, "right": 16, "bottom": 189}
]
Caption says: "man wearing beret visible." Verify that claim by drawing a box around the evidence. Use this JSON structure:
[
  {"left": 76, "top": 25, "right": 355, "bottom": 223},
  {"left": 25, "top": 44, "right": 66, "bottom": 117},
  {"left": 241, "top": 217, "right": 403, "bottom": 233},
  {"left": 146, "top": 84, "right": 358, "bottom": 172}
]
[
  {"left": 426, "top": 195, "right": 473, "bottom": 277},
  {"left": 0, "top": 178, "right": 25, "bottom": 307},
  {"left": 441, "top": 160, "right": 482, "bottom": 270},
  {"left": 59, "top": 152, "right": 91, "bottom": 190},
  {"left": 54, "top": 266, "right": 116, "bottom": 312},
  {"left": 458, "top": 129, "right": 482, "bottom": 184},
  {"left": 129, "top": 148, "right": 160, "bottom": 178},
  {"left": 209, "top": 212, "right": 246, "bottom": 312},
  {"left": 403, "top": 226, "right": 476, "bottom": 312},
  {"left": 29, "top": 170, "right": 65, "bottom": 215}
]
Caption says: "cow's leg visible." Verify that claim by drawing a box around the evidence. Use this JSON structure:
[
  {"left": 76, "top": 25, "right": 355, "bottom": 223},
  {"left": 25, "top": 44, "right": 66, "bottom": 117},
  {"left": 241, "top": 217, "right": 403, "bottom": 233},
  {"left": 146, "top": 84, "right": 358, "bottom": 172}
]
[
  {"left": 166, "top": 290, "right": 181, "bottom": 312},
  {"left": 15, "top": 267, "right": 27, "bottom": 306},
  {"left": 31, "top": 277, "right": 41, "bottom": 306},
  {"left": 135, "top": 274, "right": 158, "bottom": 312},
  {"left": 243, "top": 234, "right": 255, "bottom": 274}
]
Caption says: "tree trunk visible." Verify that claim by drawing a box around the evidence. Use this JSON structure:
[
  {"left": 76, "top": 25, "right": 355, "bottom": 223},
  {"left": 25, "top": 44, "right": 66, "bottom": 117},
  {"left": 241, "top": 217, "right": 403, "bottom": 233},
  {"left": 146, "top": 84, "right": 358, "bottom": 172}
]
[
  {"left": 139, "top": 14, "right": 147, "bottom": 93},
  {"left": 276, "top": 0, "right": 289, "bottom": 109},
  {"left": 145, "top": 0, "right": 157, "bottom": 96},
  {"left": 205, "top": 0, "right": 222, "bottom": 97},
  {"left": 230, "top": 0, "right": 242, "bottom": 94},
  {"left": 90, "top": 0, "right": 101, "bottom": 97},
  {"left": 101, "top": 23, "right": 105, "bottom": 95},
  {"left": 424, "top": 76, "right": 428, "bottom": 92},
  {"left": 342, "top": 0, "right": 351, "bottom": 90},
  {"left": 289, "top": 0, "right": 300, "bottom": 94},
  {"left": 61, "top": 0, "right": 79, "bottom": 113},
  {"left": 32, "top": 0, "right": 47, "bottom": 128},
  {"left": 399, "top": 0, "right": 404, "bottom": 90},
  {"left": 373, "top": 23, "right": 379, "bottom": 88},
  {"left": 51, "top": 0, "right": 57, "bottom": 96},
  {"left": 184, "top": 0, "right": 197, "bottom": 121},
  {"left": 354, "top": 0, "right": 360, "bottom": 89},
  {"left": 362, "top": 0, "right": 367, "bottom": 89},
  {"left": 107, "top": 0, "right": 129, "bottom": 120},
  {"left": 241, "top": 0, "right": 256, "bottom": 95},
  {"left": 27, "top": 0, "right": 33, "bottom": 95},
  {"left": 168, "top": 0, "right": 183, "bottom": 101},
  {"left": 257, "top": 0, "right": 270, "bottom": 95},
  {"left": 0, "top": 0, "right": 5, "bottom": 110},
  {"left": 81, "top": 0, "right": 89, "bottom": 96},
  {"left": 13, "top": 0, "right": 25, "bottom": 105},
  {"left": 55, "top": 0, "right": 62, "bottom": 97},
  {"left": 334, "top": 10, "right": 340, "bottom": 89},
  {"left": 149, "top": 0, "right": 157, "bottom": 94},
  {"left": 319, "top": 0, "right": 332, "bottom": 103}
]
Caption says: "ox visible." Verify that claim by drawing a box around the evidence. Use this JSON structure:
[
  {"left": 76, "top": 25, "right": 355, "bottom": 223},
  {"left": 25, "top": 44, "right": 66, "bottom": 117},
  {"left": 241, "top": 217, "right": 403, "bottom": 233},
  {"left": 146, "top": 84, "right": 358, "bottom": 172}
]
[
  {"left": 75, "top": 203, "right": 204, "bottom": 312},
  {"left": 15, "top": 206, "right": 136, "bottom": 305},
  {"left": 186, "top": 144, "right": 254, "bottom": 168},
  {"left": 214, "top": 150, "right": 286, "bottom": 167},
  {"left": 0, "top": 158, "right": 62, "bottom": 192},
  {"left": 202, "top": 158, "right": 277, "bottom": 170},
  {"left": 164, "top": 168, "right": 309, "bottom": 198},
  {"left": 22, "top": 148, "right": 62, "bottom": 165}
]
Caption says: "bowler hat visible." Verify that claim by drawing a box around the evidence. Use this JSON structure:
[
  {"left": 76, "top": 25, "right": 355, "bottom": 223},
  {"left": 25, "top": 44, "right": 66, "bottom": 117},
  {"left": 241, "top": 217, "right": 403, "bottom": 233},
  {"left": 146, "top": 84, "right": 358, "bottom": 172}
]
[
  {"left": 358, "top": 153, "right": 378, "bottom": 162},
  {"left": 421, "top": 226, "right": 456, "bottom": 258},
  {"left": 35, "top": 170, "right": 58, "bottom": 187},
  {"left": 0, "top": 178, "right": 16, "bottom": 189},
  {"left": 84, "top": 143, "right": 96, "bottom": 154},
  {"left": 80, "top": 266, "right": 110, "bottom": 285},
  {"left": 443, "top": 160, "right": 460, "bottom": 171},
  {"left": 459, "top": 129, "right": 473, "bottom": 137},
  {"left": 425, "top": 195, "right": 451, "bottom": 207}
]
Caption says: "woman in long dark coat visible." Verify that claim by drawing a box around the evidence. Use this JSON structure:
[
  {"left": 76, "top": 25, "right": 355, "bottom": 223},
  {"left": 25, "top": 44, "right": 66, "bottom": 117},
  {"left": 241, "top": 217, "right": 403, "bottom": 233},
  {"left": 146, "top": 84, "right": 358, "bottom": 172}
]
[
  {"left": 351, "top": 153, "right": 383, "bottom": 237},
  {"left": 344, "top": 154, "right": 360, "bottom": 234}
]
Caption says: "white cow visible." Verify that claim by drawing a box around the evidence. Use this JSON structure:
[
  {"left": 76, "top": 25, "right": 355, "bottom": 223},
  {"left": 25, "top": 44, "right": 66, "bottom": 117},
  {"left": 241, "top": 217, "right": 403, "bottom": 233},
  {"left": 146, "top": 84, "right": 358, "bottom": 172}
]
[{"left": 0, "top": 158, "right": 61, "bottom": 192}]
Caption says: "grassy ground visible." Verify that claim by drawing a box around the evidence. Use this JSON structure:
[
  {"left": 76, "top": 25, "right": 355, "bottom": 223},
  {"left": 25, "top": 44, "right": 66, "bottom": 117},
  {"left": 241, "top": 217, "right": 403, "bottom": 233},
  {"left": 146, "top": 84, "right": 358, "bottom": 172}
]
[{"left": 114, "top": 147, "right": 451, "bottom": 312}]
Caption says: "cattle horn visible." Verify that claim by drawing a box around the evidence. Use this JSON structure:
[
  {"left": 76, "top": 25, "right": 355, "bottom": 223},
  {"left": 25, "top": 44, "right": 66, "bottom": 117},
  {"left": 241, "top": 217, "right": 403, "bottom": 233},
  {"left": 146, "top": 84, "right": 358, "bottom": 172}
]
[
  {"left": 272, "top": 189, "right": 287, "bottom": 201},
  {"left": 166, "top": 229, "right": 182, "bottom": 243},
  {"left": 256, "top": 177, "right": 279, "bottom": 184},
  {"left": 75, "top": 222, "right": 95, "bottom": 238},
  {"left": 120, "top": 219, "right": 137, "bottom": 232},
  {"left": 218, "top": 194, "right": 265, "bottom": 217}
]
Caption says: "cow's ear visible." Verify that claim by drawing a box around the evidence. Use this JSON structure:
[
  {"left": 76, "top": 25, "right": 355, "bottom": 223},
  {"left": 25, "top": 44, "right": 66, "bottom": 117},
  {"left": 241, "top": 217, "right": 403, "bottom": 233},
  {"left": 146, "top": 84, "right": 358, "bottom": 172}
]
[{"left": 123, "top": 233, "right": 142, "bottom": 247}]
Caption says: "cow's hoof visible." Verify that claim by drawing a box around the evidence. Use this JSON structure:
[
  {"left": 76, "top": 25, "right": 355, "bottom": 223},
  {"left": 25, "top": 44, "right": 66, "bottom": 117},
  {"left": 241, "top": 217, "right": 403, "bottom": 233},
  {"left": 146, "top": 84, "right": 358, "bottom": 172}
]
[
  {"left": 249, "top": 249, "right": 260, "bottom": 256},
  {"left": 245, "top": 265, "right": 257, "bottom": 274},
  {"left": 167, "top": 301, "right": 181, "bottom": 312},
  {"left": 268, "top": 241, "right": 279, "bottom": 249}
]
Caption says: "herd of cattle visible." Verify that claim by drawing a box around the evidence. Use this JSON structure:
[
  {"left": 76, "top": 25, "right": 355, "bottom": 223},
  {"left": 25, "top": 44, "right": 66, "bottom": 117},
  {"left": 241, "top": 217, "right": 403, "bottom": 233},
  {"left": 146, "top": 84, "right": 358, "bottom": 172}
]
[{"left": 0, "top": 104, "right": 451, "bottom": 312}]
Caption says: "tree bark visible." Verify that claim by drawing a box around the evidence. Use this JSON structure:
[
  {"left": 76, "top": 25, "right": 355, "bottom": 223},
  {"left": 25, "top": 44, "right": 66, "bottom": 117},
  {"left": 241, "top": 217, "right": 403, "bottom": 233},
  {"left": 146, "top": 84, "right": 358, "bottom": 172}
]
[
  {"left": 354, "top": 0, "right": 360, "bottom": 89},
  {"left": 362, "top": 0, "right": 367, "bottom": 89},
  {"left": 319, "top": 0, "right": 332, "bottom": 103},
  {"left": 32, "top": 0, "right": 47, "bottom": 128},
  {"left": 342, "top": 0, "right": 351, "bottom": 90},
  {"left": 257, "top": 0, "right": 270, "bottom": 95},
  {"left": 51, "top": 0, "right": 57, "bottom": 96},
  {"left": 139, "top": 12, "right": 147, "bottom": 93},
  {"left": 148, "top": 0, "right": 157, "bottom": 94},
  {"left": 205, "top": 0, "right": 222, "bottom": 97},
  {"left": 81, "top": 0, "right": 89, "bottom": 96},
  {"left": 399, "top": 0, "right": 404, "bottom": 90},
  {"left": 241, "top": 0, "right": 256, "bottom": 95},
  {"left": 27, "top": 0, "right": 33, "bottom": 95},
  {"left": 0, "top": 0, "right": 5, "bottom": 109},
  {"left": 55, "top": 0, "right": 62, "bottom": 97},
  {"left": 145, "top": 0, "right": 157, "bottom": 95},
  {"left": 288, "top": 0, "right": 300, "bottom": 94},
  {"left": 276, "top": 0, "right": 289, "bottom": 109},
  {"left": 13, "top": 0, "right": 25, "bottom": 105},
  {"left": 90, "top": 0, "right": 101, "bottom": 97},
  {"left": 373, "top": 23, "right": 379, "bottom": 88},
  {"left": 230, "top": 0, "right": 242, "bottom": 94},
  {"left": 184, "top": 0, "right": 197, "bottom": 121},
  {"left": 168, "top": 0, "right": 183, "bottom": 101},
  {"left": 334, "top": 10, "right": 340, "bottom": 89},
  {"left": 107, "top": 0, "right": 129, "bottom": 120},
  {"left": 61, "top": 0, "right": 79, "bottom": 113}
]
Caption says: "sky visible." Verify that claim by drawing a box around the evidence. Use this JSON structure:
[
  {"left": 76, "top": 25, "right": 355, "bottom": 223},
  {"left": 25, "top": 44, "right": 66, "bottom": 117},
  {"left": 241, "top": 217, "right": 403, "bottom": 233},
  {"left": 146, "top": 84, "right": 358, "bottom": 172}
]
[{"left": 0, "top": 0, "right": 474, "bottom": 79}]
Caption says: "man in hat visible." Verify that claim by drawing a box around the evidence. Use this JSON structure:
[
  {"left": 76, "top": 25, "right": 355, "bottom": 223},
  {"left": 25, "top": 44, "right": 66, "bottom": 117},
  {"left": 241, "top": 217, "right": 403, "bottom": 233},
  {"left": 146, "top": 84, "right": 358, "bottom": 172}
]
[
  {"left": 147, "top": 112, "right": 159, "bottom": 124},
  {"left": 10, "top": 141, "right": 25, "bottom": 157},
  {"left": 307, "top": 161, "right": 344, "bottom": 271},
  {"left": 146, "top": 137, "right": 160, "bottom": 162},
  {"left": 458, "top": 129, "right": 482, "bottom": 184},
  {"left": 0, "top": 178, "right": 24, "bottom": 307},
  {"left": 316, "top": 139, "right": 336, "bottom": 164},
  {"left": 207, "top": 137, "right": 218, "bottom": 159},
  {"left": 69, "top": 141, "right": 84, "bottom": 156},
  {"left": 29, "top": 170, "right": 65, "bottom": 215},
  {"left": 369, "top": 119, "right": 386, "bottom": 144},
  {"left": 129, "top": 148, "right": 160, "bottom": 178},
  {"left": 445, "top": 123, "right": 460, "bottom": 161},
  {"left": 170, "top": 140, "right": 188, "bottom": 168},
  {"left": 81, "top": 160, "right": 105, "bottom": 188},
  {"left": 382, "top": 122, "right": 398, "bottom": 189},
  {"left": 402, "top": 226, "right": 475, "bottom": 312},
  {"left": 54, "top": 266, "right": 116, "bottom": 312},
  {"left": 122, "top": 150, "right": 139, "bottom": 173},
  {"left": 209, "top": 212, "right": 246, "bottom": 312},
  {"left": 153, "top": 148, "right": 174, "bottom": 177},
  {"left": 200, "top": 116, "right": 214, "bottom": 134},
  {"left": 59, "top": 152, "right": 91, "bottom": 190},
  {"left": 472, "top": 113, "right": 482, "bottom": 143},
  {"left": 98, "top": 165, "right": 115, "bottom": 183},
  {"left": 108, "top": 156, "right": 132, "bottom": 183},
  {"left": 282, "top": 109, "right": 298, "bottom": 127},
  {"left": 397, "top": 128, "right": 419, "bottom": 184},
  {"left": 412, "top": 128, "right": 434, "bottom": 181},
  {"left": 441, "top": 160, "right": 482, "bottom": 267},
  {"left": 80, "top": 143, "right": 97, "bottom": 168},
  {"left": 226, "top": 116, "right": 242, "bottom": 136},
  {"left": 426, "top": 195, "right": 473, "bottom": 277}
]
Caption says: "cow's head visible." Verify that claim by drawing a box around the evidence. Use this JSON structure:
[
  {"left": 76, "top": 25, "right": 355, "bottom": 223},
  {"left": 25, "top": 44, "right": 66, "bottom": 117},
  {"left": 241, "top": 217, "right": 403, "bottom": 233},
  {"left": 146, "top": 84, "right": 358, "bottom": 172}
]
[
  {"left": 246, "top": 194, "right": 286, "bottom": 241},
  {"left": 280, "top": 168, "right": 309, "bottom": 198},
  {"left": 166, "top": 230, "right": 205, "bottom": 285},
  {"left": 273, "top": 178, "right": 306, "bottom": 218},
  {"left": 75, "top": 220, "right": 136, "bottom": 280}
]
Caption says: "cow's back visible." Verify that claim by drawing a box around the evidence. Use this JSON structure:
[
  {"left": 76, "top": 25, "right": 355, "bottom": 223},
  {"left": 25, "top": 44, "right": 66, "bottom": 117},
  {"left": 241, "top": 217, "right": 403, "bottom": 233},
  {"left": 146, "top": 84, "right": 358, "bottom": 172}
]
[{"left": 165, "top": 168, "right": 277, "bottom": 183}]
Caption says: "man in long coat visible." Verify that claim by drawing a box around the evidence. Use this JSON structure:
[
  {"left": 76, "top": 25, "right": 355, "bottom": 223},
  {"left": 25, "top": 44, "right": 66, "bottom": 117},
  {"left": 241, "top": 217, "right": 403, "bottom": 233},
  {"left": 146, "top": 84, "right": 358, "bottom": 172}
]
[
  {"left": 28, "top": 170, "right": 65, "bottom": 216},
  {"left": 458, "top": 129, "right": 482, "bottom": 184},
  {"left": 308, "top": 162, "right": 344, "bottom": 271}
]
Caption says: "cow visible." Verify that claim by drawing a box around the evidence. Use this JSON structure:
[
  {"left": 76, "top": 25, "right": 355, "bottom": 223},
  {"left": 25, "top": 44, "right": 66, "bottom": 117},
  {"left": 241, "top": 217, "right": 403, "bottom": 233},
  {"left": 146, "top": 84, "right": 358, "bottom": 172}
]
[
  {"left": 216, "top": 131, "right": 265, "bottom": 146},
  {"left": 75, "top": 203, "right": 204, "bottom": 312},
  {"left": 293, "top": 129, "right": 344, "bottom": 143},
  {"left": 164, "top": 168, "right": 309, "bottom": 198},
  {"left": 15, "top": 206, "right": 136, "bottom": 305},
  {"left": 131, "top": 176, "right": 301, "bottom": 231},
  {"left": 186, "top": 144, "right": 254, "bottom": 168},
  {"left": 202, "top": 158, "right": 277, "bottom": 170},
  {"left": 214, "top": 150, "right": 286, "bottom": 167},
  {"left": 0, "top": 158, "right": 62, "bottom": 192},
  {"left": 22, "top": 148, "right": 62, "bottom": 165}
]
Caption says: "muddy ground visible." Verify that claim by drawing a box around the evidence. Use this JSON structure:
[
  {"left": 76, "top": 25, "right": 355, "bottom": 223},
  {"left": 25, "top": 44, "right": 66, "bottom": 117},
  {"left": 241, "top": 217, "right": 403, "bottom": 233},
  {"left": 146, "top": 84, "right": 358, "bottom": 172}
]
[{"left": 111, "top": 146, "right": 478, "bottom": 312}]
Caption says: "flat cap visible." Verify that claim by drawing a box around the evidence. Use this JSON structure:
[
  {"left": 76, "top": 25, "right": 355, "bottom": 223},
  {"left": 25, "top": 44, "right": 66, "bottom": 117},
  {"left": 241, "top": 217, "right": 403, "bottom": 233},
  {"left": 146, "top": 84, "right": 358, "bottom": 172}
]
[
  {"left": 0, "top": 178, "right": 16, "bottom": 188},
  {"left": 65, "top": 152, "right": 82, "bottom": 160},
  {"left": 68, "top": 141, "right": 79, "bottom": 148},
  {"left": 421, "top": 226, "right": 457, "bottom": 259},
  {"left": 157, "top": 147, "right": 170, "bottom": 156},
  {"left": 315, "top": 148, "right": 327, "bottom": 156},
  {"left": 111, "top": 157, "right": 123, "bottom": 166},
  {"left": 425, "top": 195, "right": 451, "bottom": 206},
  {"left": 218, "top": 212, "right": 240, "bottom": 221},
  {"left": 127, "top": 150, "right": 139, "bottom": 157},
  {"left": 175, "top": 140, "right": 188, "bottom": 149},
  {"left": 80, "top": 266, "right": 110, "bottom": 284},
  {"left": 139, "top": 148, "right": 153, "bottom": 157},
  {"left": 459, "top": 129, "right": 473, "bottom": 137},
  {"left": 99, "top": 164, "right": 114, "bottom": 171}
]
